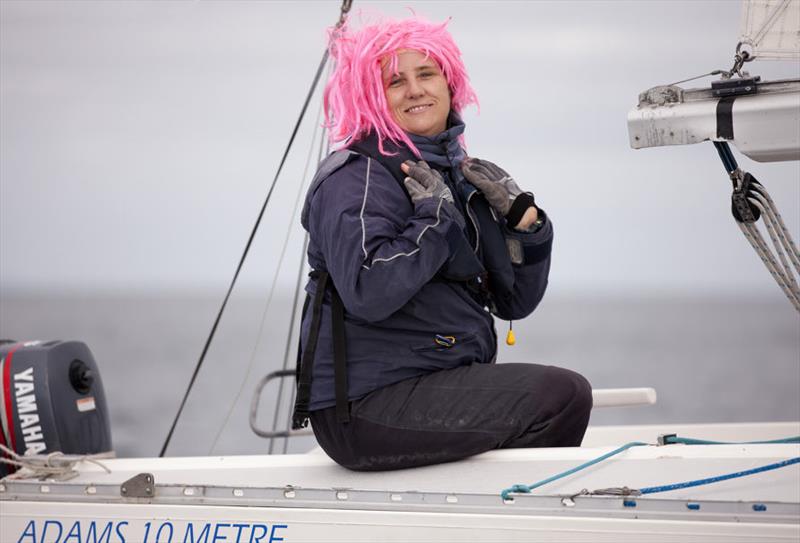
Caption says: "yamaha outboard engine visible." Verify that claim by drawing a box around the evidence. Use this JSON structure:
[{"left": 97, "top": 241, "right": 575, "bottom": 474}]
[{"left": 0, "top": 340, "right": 112, "bottom": 476}]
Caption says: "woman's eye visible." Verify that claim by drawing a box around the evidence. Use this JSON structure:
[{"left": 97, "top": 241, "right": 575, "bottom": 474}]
[
  {"left": 389, "top": 78, "right": 403, "bottom": 88},
  {"left": 420, "top": 72, "right": 434, "bottom": 78}
]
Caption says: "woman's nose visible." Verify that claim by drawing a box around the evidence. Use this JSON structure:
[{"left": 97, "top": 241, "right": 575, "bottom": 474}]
[{"left": 406, "top": 78, "right": 424, "bottom": 98}]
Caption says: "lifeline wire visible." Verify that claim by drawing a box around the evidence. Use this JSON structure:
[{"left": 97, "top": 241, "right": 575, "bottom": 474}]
[
  {"left": 275, "top": 68, "right": 332, "bottom": 455},
  {"left": 272, "top": 60, "right": 332, "bottom": 454},
  {"left": 210, "top": 68, "right": 327, "bottom": 455},
  {"left": 158, "top": 47, "right": 331, "bottom": 458},
  {"left": 281, "top": 119, "right": 331, "bottom": 454}
]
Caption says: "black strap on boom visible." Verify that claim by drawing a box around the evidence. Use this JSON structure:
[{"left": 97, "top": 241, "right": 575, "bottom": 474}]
[{"left": 292, "top": 271, "right": 350, "bottom": 430}]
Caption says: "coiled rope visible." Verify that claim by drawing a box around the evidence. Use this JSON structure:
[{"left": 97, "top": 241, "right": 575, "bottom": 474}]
[{"left": 0, "top": 443, "right": 113, "bottom": 481}]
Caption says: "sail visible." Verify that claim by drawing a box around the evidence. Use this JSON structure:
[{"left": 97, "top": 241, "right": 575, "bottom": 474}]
[{"left": 740, "top": 0, "right": 800, "bottom": 60}]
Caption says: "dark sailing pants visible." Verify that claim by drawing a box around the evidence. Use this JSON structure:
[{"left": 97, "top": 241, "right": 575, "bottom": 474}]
[{"left": 309, "top": 362, "right": 592, "bottom": 471}]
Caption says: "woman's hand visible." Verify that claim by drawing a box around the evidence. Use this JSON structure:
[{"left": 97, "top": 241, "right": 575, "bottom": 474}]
[
  {"left": 401, "top": 160, "right": 454, "bottom": 205},
  {"left": 461, "top": 158, "right": 538, "bottom": 229}
]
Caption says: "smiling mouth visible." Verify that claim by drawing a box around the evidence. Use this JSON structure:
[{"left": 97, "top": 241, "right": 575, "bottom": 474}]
[{"left": 405, "top": 103, "right": 433, "bottom": 114}]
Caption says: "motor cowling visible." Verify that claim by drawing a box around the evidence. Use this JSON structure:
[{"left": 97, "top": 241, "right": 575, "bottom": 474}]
[{"left": 0, "top": 340, "right": 112, "bottom": 476}]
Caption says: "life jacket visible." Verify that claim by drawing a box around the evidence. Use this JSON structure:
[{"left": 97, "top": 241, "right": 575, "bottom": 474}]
[
  {"left": 349, "top": 133, "right": 517, "bottom": 311},
  {"left": 292, "top": 135, "right": 519, "bottom": 428}
]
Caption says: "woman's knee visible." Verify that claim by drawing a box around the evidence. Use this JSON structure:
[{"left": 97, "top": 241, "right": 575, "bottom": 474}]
[{"left": 544, "top": 366, "right": 593, "bottom": 421}]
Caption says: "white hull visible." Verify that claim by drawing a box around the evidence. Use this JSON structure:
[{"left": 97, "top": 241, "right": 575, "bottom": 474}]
[{"left": 2, "top": 422, "right": 799, "bottom": 542}]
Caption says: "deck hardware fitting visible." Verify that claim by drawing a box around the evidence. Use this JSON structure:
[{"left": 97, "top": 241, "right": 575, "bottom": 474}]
[
  {"left": 561, "top": 497, "right": 576, "bottom": 507},
  {"left": 687, "top": 502, "right": 700, "bottom": 511},
  {"left": 183, "top": 487, "right": 195, "bottom": 496},
  {"left": 0, "top": 484, "right": 5, "bottom": 493},
  {"left": 502, "top": 497, "right": 515, "bottom": 505},
  {"left": 390, "top": 494, "right": 402, "bottom": 502},
  {"left": 85, "top": 486, "right": 96, "bottom": 495},
  {"left": 284, "top": 489, "right": 296, "bottom": 499},
  {"left": 753, "top": 503, "right": 767, "bottom": 512},
  {"left": 623, "top": 499, "right": 637, "bottom": 508},
  {"left": 446, "top": 495, "right": 458, "bottom": 504},
  {"left": 40, "top": 485, "right": 50, "bottom": 494},
  {"left": 120, "top": 473, "right": 155, "bottom": 498},
  {"left": 336, "top": 491, "right": 348, "bottom": 500},
  {"left": 658, "top": 434, "right": 677, "bottom": 446},
  {"left": 233, "top": 489, "right": 244, "bottom": 497}
]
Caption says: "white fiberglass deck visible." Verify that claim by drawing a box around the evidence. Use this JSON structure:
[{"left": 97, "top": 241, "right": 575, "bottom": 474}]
[{"left": 1, "top": 422, "right": 799, "bottom": 542}]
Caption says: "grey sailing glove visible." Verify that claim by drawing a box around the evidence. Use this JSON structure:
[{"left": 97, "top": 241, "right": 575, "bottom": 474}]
[
  {"left": 402, "top": 160, "right": 454, "bottom": 205},
  {"left": 461, "top": 157, "right": 537, "bottom": 228}
]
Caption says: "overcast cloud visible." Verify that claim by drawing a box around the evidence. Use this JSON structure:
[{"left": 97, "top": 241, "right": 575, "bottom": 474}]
[{"left": 2, "top": 0, "right": 799, "bottom": 298}]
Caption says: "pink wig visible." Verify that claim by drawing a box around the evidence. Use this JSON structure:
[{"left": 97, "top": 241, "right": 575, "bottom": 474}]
[{"left": 323, "top": 15, "right": 479, "bottom": 156}]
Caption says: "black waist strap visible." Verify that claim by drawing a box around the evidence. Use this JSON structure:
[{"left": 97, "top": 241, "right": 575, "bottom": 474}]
[{"left": 292, "top": 270, "right": 350, "bottom": 430}]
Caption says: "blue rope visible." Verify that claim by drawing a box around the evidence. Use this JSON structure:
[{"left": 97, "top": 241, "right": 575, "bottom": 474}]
[
  {"left": 501, "top": 435, "right": 800, "bottom": 500},
  {"left": 500, "top": 441, "right": 647, "bottom": 500},
  {"left": 665, "top": 435, "right": 800, "bottom": 446},
  {"left": 639, "top": 457, "right": 800, "bottom": 495}
]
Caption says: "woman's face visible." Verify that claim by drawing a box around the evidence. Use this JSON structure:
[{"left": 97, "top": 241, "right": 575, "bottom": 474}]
[{"left": 383, "top": 50, "right": 451, "bottom": 138}]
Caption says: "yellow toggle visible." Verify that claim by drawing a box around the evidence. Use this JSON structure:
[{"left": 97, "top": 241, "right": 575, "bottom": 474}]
[{"left": 506, "top": 329, "right": 516, "bottom": 346}]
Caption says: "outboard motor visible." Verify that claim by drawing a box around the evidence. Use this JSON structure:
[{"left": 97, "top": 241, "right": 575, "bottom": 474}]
[{"left": 0, "top": 340, "right": 112, "bottom": 476}]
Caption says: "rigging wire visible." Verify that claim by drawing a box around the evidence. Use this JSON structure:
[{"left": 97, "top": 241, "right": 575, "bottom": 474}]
[
  {"left": 266, "top": 234, "right": 310, "bottom": 454},
  {"left": 281, "top": 108, "right": 332, "bottom": 455},
  {"left": 159, "top": 0, "right": 353, "bottom": 457},
  {"left": 158, "top": 48, "right": 332, "bottom": 458},
  {"left": 209, "top": 73, "right": 327, "bottom": 455},
  {"left": 268, "top": 60, "right": 334, "bottom": 455}
]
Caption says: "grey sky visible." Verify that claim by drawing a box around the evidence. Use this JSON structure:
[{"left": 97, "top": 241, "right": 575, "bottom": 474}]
[{"left": 2, "top": 0, "right": 799, "bottom": 297}]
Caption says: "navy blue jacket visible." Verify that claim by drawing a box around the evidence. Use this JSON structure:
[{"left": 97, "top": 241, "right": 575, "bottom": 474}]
[{"left": 300, "top": 144, "right": 553, "bottom": 411}]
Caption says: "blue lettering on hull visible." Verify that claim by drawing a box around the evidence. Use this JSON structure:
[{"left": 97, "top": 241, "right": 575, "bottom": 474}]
[{"left": 16, "top": 521, "right": 288, "bottom": 543}]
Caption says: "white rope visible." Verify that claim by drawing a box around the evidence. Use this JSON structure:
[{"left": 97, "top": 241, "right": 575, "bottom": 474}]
[
  {"left": 753, "top": 184, "right": 800, "bottom": 275},
  {"left": 750, "top": 194, "right": 799, "bottom": 289},
  {"left": 0, "top": 443, "right": 113, "bottom": 481},
  {"left": 734, "top": 177, "right": 800, "bottom": 311},
  {"left": 738, "top": 222, "right": 800, "bottom": 310}
]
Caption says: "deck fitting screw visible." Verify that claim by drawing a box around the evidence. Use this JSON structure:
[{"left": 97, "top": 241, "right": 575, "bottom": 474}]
[
  {"left": 336, "top": 491, "right": 348, "bottom": 500},
  {"left": 0, "top": 484, "right": 6, "bottom": 493},
  {"left": 284, "top": 489, "right": 296, "bottom": 499},
  {"left": 233, "top": 489, "right": 244, "bottom": 497},
  {"left": 390, "top": 494, "right": 402, "bottom": 502},
  {"left": 86, "top": 486, "right": 97, "bottom": 495},
  {"left": 40, "top": 485, "right": 50, "bottom": 494},
  {"left": 446, "top": 495, "right": 458, "bottom": 504},
  {"left": 121, "top": 486, "right": 127, "bottom": 495},
  {"left": 502, "top": 497, "right": 515, "bottom": 505},
  {"left": 183, "top": 488, "right": 195, "bottom": 496},
  {"left": 561, "top": 497, "right": 576, "bottom": 507}
]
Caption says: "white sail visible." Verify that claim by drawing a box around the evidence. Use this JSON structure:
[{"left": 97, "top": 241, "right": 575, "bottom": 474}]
[{"left": 740, "top": 0, "right": 800, "bottom": 60}]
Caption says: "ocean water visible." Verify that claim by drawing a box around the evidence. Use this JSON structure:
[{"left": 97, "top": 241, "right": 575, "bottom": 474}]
[{"left": 0, "top": 290, "right": 798, "bottom": 458}]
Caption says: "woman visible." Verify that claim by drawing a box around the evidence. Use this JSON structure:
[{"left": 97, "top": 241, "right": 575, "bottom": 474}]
[{"left": 294, "top": 15, "right": 592, "bottom": 471}]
